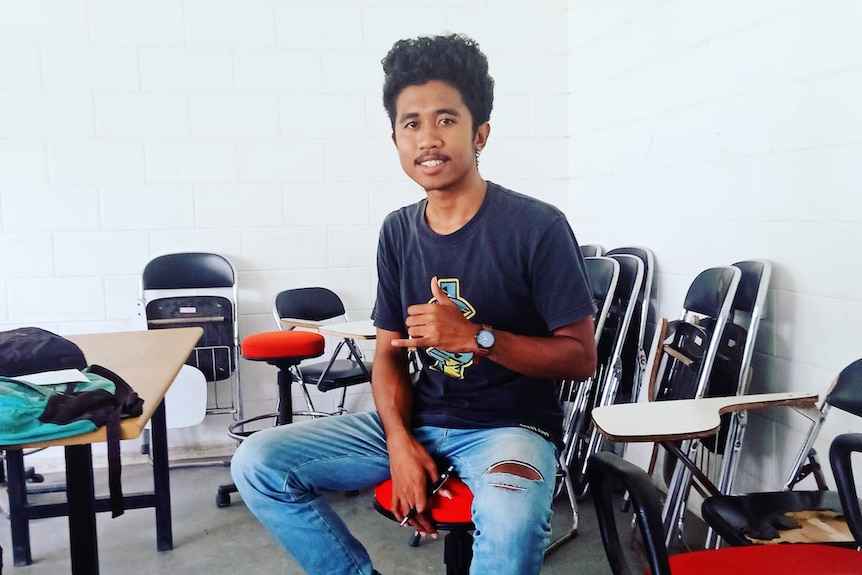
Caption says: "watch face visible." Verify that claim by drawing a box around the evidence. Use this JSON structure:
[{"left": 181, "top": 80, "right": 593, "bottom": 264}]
[{"left": 477, "top": 329, "right": 495, "bottom": 349}]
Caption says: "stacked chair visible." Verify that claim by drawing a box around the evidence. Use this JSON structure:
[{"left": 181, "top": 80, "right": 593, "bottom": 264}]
[
  {"left": 604, "top": 247, "right": 657, "bottom": 406},
  {"left": 553, "top": 255, "right": 619, "bottom": 551},
  {"left": 564, "top": 255, "right": 644, "bottom": 500},
  {"left": 554, "top": 247, "right": 654, "bottom": 552},
  {"left": 646, "top": 265, "right": 743, "bottom": 547},
  {"left": 140, "top": 252, "right": 241, "bottom": 421}
]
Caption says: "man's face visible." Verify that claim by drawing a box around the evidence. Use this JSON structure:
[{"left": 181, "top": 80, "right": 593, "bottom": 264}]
[{"left": 392, "top": 80, "right": 489, "bottom": 193}]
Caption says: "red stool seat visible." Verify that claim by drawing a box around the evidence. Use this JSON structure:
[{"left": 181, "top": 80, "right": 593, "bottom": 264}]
[
  {"left": 241, "top": 330, "right": 325, "bottom": 361},
  {"left": 374, "top": 475, "right": 475, "bottom": 575},
  {"left": 374, "top": 475, "right": 474, "bottom": 527}
]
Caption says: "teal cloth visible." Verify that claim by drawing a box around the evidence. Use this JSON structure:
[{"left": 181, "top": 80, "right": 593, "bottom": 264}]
[{"left": 0, "top": 373, "right": 115, "bottom": 445}]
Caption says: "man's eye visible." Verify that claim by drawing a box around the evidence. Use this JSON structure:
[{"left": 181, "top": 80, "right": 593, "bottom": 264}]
[{"left": 439, "top": 118, "right": 454, "bottom": 125}]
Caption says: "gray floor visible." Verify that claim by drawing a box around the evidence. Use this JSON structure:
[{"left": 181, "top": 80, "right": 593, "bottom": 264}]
[{"left": 0, "top": 461, "right": 705, "bottom": 574}]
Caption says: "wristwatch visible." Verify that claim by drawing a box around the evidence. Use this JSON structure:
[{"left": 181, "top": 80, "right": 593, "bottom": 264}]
[{"left": 475, "top": 325, "right": 495, "bottom": 356}]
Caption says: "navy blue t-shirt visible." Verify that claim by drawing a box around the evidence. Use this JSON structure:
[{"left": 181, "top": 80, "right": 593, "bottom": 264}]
[{"left": 371, "top": 181, "right": 596, "bottom": 449}]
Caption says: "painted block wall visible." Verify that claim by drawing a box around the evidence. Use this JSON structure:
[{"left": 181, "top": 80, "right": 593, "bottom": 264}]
[
  {"left": 567, "top": 0, "right": 862, "bottom": 491},
  {"left": 0, "top": 0, "right": 570, "bottom": 461}
]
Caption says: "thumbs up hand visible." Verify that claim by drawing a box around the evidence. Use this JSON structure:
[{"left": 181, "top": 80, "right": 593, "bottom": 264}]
[{"left": 391, "top": 277, "right": 478, "bottom": 352}]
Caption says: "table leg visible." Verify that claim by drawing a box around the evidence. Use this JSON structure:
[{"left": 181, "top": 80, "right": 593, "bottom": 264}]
[
  {"left": 65, "top": 444, "right": 98, "bottom": 575},
  {"left": 5, "top": 449, "right": 32, "bottom": 566},
  {"left": 150, "top": 399, "right": 173, "bottom": 551}
]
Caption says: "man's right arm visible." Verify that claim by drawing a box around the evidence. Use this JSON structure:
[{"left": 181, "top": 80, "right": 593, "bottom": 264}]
[{"left": 372, "top": 328, "right": 440, "bottom": 536}]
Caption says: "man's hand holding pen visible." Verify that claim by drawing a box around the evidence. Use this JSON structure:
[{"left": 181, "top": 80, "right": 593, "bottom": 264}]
[{"left": 398, "top": 464, "right": 456, "bottom": 536}]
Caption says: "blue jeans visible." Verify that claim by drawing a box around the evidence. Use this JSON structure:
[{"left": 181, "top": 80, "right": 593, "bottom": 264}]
[{"left": 230, "top": 411, "right": 557, "bottom": 575}]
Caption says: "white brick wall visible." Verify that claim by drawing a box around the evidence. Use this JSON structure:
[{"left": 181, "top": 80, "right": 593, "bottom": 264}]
[{"left": 568, "top": 0, "right": 862, "bottom": 491}]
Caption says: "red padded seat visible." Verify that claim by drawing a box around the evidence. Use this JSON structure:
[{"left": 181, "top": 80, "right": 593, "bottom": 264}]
[
  {"left": 374, "top": 475, "right": 475, "bottom": 575},
  {"left": 241, "top": 330, "right": 325, "bottom": 361},
  {"left": 663, "top": 542, "right": 862, "bottom": 575},
  {"left": 374, "top": 475, "right": 474, "bottom": 527}
]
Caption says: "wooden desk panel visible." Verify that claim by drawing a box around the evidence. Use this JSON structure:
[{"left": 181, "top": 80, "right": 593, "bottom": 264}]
[{"left": 591, "top": 391, "right": 819, "bottom": 443}]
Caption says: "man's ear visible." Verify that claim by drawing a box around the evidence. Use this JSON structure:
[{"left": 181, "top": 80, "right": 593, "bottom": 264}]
[
  {"left": 391, "top": 132, "right": 397, "bottom": 146},
  {"left": 474, "top": 122, "right": 490, "bottom": 152}
]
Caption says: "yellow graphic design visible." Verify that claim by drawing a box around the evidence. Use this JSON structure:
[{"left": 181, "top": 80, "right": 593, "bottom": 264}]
[{"left": 426, "top": 278, "right": 477, "bottom": 379}]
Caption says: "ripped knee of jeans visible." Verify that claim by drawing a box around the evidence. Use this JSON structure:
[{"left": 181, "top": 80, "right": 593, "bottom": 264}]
[{"left": 485, "top": 460, "right": 543, "bottom": 491}]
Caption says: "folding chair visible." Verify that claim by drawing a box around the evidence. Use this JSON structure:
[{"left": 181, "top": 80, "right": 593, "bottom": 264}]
[
  {"left": 701, "top": 357, "right": 862, "bottom": 548},
  {"left": 140, "top": 252, "right": 241, "bottom": 421},
  {"left": 697, "top": 260, "right": 771, "bottom": 546},
  {"left": 604, "top": 246, "right": 657, "bottom": 405},
  {"left": 138, "top": 253, "right": 241, "bottom": 463},
  {"left": 649, "top": 266, "right": 741, "bottom": 547},
  {"left": 273, "top": 287, "right": 372, "bottom": 420},
  {"left": 587, "top": 450, "right": 862, "bottom": 575},
  {"left": 551, "top": 256, "right": 619, "bottom": 549},
  {"left": 564, "top": 254, "right": 644, "bottom": 502}
]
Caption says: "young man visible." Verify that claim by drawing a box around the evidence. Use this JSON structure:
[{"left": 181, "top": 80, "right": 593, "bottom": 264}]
[{"left": 231, "top": 34, "right": 597, "bottom": 575}]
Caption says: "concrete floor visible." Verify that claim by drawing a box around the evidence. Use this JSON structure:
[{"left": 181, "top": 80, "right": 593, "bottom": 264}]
[{"left": 0, "top": 460, "right": 705, "bottom": 574}]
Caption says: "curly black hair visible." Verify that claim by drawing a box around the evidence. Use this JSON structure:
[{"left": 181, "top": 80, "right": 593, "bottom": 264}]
[{"left": 381, "top": 33, "right": 495, "bottom": 133}]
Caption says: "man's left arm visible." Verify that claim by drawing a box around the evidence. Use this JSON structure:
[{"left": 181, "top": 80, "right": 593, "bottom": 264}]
[{"left": 477, "top": 316, "right": 596, "bottom": 381}]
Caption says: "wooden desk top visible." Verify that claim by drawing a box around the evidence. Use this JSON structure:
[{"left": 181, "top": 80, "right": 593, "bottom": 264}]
[
  {"left": 280, "top": 318, "right": 376, "bottom": 340},
  {"left": 4, "top": 327, "right": 202, "bottom": 450},
  {"left": 591, "top": 391, "right": 819, "bottom": 443},
  {"left": 279, "top": 317, "right": 325, "bottom": 330},
  {"left": 317, "top": 320, "right": 376, "bottom": 340}
]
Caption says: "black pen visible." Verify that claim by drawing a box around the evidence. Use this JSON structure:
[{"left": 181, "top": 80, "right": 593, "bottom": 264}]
[{"left": 399, "top": 464, "right": 456, "bottom": 526}]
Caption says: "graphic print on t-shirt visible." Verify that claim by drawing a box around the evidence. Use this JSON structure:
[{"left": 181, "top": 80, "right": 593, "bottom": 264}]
[{"left": 426, "top": 278, "right": 477, "bottom": 379}]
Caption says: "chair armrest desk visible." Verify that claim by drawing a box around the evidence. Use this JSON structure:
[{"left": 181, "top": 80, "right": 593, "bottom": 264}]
[
  {"left": 591, "top": 392, "right": 819, "bottom": 497},
  {"left": 1, "top": 327, "right": 203, "bottom": 575}
]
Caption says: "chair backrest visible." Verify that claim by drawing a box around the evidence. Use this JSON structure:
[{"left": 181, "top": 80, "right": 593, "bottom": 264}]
[
  {"left": 588, "top": 451, "right": 672, "bottom": 575},
  {"left": 654, "top": 266, "right": 741, "bottom": 402},
  {"left": 583, "top": 256, "right": 620, "bottom": 343},
  {"left": 273, "top": 287, "right": 347, "bottom": 328},
  {"left": 596, "top": 254, "right": 644, "bottom": 405},
  {"left": 580, "top": 243, "right": 604, "bottom": 258},
  {"left": 605, "top": 247, "right": 657, "bottom": 389},
  {"left": 829, "top": 432, "right": 862, "bottom": 545},
  {"left": 825, "top": 358, "right": 862, "bottom": 418},
  {"left": 142, "top": 252, "right": 235, "bottom": 290},
  {"left": 726, "top": 260, "right": 771, "bottom": 396},
  {"left": 681, "top": 266, "right": 741, "bottom": 322},
  {"left": 780, "top": 358, "right": 862, "bottom": 490},
  {"left": 605, "top": 248, "right": 654, "bottom": 403}
]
